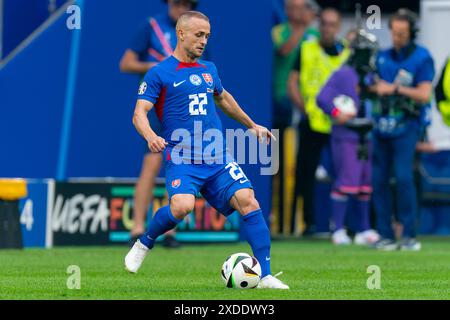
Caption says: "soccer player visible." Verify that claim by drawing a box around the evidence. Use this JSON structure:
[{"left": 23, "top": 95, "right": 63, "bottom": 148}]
[
  {"left": 120, "top": 0, "right": 199, "bottom": 248},
  {"left": 316, "top": 30, "right": 380, "bottom": 245},
  {"left": 124, "top": 11, "right": 289, "bottom": 289}
]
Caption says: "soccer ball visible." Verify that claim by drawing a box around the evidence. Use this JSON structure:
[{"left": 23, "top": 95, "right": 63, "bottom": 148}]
[
  {"left": 221, "top": 253, "right": 261, "bottom": 289},
  {"left": 333, "top": 94, "right": 357, "bottom": 115}
]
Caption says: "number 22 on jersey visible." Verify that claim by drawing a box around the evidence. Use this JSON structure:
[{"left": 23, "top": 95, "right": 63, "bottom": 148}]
[{"left": 189, "top": 93, "right": 208, "bottom": 116}]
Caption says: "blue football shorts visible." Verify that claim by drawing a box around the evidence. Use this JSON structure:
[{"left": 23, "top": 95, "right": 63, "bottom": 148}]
[{"left": 164, "top": 156, "right": 253, "bottom": 216}]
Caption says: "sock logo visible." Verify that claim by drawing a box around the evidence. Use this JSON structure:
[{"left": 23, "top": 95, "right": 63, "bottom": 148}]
[{"left": 265, "top": 256, "right": 271, "bottom": 261}]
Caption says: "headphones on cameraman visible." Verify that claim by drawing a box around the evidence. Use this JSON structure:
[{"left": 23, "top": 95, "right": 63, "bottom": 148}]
[{"left": 388, "top": 8, "right": 419, "bottom": 40}]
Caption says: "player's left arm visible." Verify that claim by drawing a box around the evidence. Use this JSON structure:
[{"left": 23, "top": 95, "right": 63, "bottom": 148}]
[{"left": 214, "top": 89, "right": 276, "bottom": 144}]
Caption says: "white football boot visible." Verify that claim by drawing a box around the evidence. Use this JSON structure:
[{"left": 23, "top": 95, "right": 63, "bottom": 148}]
[
  {"left": 354, "top": 229, "right": 380, "bottom": 245},
  {"left": 331, "top": 229, "right": 352, "bottom": 245},
  {"left": 258, "top": 272, "right": 289, "bottom": 289},
  {"left": 125, "top": 240, "right": 149, "bottom": 273}
]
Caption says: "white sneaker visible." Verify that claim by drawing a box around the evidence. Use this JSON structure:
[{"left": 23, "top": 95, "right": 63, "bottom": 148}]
[
  {"left": 354, "top": 229, "right": 380, "bottom": 245},
  {"left": 125, "top": 240, "right": 149, "bottom": 273},
  {"left": 331, "top": 229, "right": 352, "bottom": 245},
  {"left": 399, "top": 238, "right": 422, "bottom": 251},
  {"left": 257, "top": 272, "right": 289, "bottom": 289}
]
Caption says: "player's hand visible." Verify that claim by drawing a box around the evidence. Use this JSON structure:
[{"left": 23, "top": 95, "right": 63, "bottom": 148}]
[
  {"left": 147, "top": 136, "right": 168, "bottom": 153},
  {"left": 416, "top": 141, "right": 437, "bottom": 153},
  {"left": 335, "top": 112, "right": 356, "bottom": 125},
  {"left": 371, "top": 80, "right": 397, "bottom": 96},
  {"left": 250, "top": 125, "right": 277, "bottom": 145}
]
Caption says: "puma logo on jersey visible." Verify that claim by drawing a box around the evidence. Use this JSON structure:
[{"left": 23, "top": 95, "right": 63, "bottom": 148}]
[{"left": 173, "top": 80, "right": 186, "bottom": 87}]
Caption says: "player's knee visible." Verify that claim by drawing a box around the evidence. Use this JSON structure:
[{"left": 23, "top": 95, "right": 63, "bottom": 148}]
[
  {"left": 240, "top": 195, "right": 260, "bottom": 215},
  {"left": 170, "top": 197, "right": 195, "bottom": 219}
]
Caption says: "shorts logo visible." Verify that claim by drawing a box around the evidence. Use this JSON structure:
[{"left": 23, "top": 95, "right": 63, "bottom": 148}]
[
  {"left": 202, "top": 73, "right": 213, "bottom": 86},
  {"left": 171, "top": 179, "right": 181, "bottom": 189},
  {"left": 138, "top": 82, "right": 147, "bottom": 95},
  {"left": 189, "top": 74, "right": 202, "bottom": 86}
]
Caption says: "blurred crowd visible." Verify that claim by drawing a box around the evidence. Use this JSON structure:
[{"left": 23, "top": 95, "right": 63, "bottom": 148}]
[{"left": 271, "top": 0, "right": 450, "bottom": 250}]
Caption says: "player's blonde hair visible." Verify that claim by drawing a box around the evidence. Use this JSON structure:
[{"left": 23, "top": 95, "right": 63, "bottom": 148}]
[{"left": 176, "top": 11, "right": 210, "bottom": 31}]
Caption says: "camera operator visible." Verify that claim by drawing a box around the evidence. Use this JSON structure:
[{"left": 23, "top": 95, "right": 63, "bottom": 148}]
[{"left": 370, "top": 9, "right": 435, "bottom": 251}]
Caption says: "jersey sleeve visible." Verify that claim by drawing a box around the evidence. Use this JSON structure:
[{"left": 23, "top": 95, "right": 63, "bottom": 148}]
[
  {"left": 415, "top": 53, "right": 435, "bottom": 84},
  {"left": 272, "top": 24, "right": 287, "bottom": 50},
  {"left": 212, "top": 63, "right": 224, "bottom": 96},
  {"left": 128, "top": 20, "right": 152, "bottom": 58},
  {"left": 137, "top": 67, "right": 162, "bottom": 104},
  {"left": 316, "top": 70, "right": 345, "bottom": 117}
]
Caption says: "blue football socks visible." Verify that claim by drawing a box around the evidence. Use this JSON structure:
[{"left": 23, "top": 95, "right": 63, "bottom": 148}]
[
  {"left": 242, "top": 209, "right": 271, "bottom": 277},
  {"left": 139, "top": 205, "right": 182, "bottom": 249}
]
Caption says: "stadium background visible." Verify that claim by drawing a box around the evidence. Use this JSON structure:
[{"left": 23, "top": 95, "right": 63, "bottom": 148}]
[{"left": 1, "top": 0, "right": 450, "bottom": 249}]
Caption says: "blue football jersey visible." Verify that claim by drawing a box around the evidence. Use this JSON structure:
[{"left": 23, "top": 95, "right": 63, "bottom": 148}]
[
  {"left": 129, "top": 12, "right": 177, "bottom": 63},
  {"left": 137, "top": 55, "right": 226, "bottom": 162},
  {"left": 373, "top": 44, "right": 435, "bottom": 137}
]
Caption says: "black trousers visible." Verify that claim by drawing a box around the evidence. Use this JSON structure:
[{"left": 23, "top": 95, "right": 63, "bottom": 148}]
[{"left": 292, "top": 119, "right": 330, "bottom": 232}]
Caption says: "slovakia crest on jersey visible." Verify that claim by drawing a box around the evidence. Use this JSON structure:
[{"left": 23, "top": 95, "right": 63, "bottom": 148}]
[
  {"left": 202, "top": 73, "right": 214, "bottom": 86},
  {"left": 171, "top": 179, "right": 181, "bottom": 189}
]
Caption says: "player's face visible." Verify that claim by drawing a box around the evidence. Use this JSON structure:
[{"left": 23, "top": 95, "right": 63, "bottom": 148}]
[
  {"left": 319, "top": 11, "right": 341, "bottom": 46},
  {"left": 182, "top": 18, "right": 210, "bottom": 59},
  {"left": 391, "top": 20, "right": 411, "bottom": 50}
]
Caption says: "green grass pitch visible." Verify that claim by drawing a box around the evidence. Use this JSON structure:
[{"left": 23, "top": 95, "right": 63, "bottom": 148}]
[{"left": 0, "top": 239, "right": 449, "bottom": 300}]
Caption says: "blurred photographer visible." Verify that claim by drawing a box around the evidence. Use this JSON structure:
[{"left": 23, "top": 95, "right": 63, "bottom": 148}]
[{"left": 370, "top": 9, "right": 435, "bottom": 251}]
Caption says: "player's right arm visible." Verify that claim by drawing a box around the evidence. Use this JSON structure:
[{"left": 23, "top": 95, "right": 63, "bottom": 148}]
[
  {"left": 133, "top": 100, "right": 167, "bottom": 153},
  {"left": 133, "top": 67, "right": 167, "bottom": 153}
]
